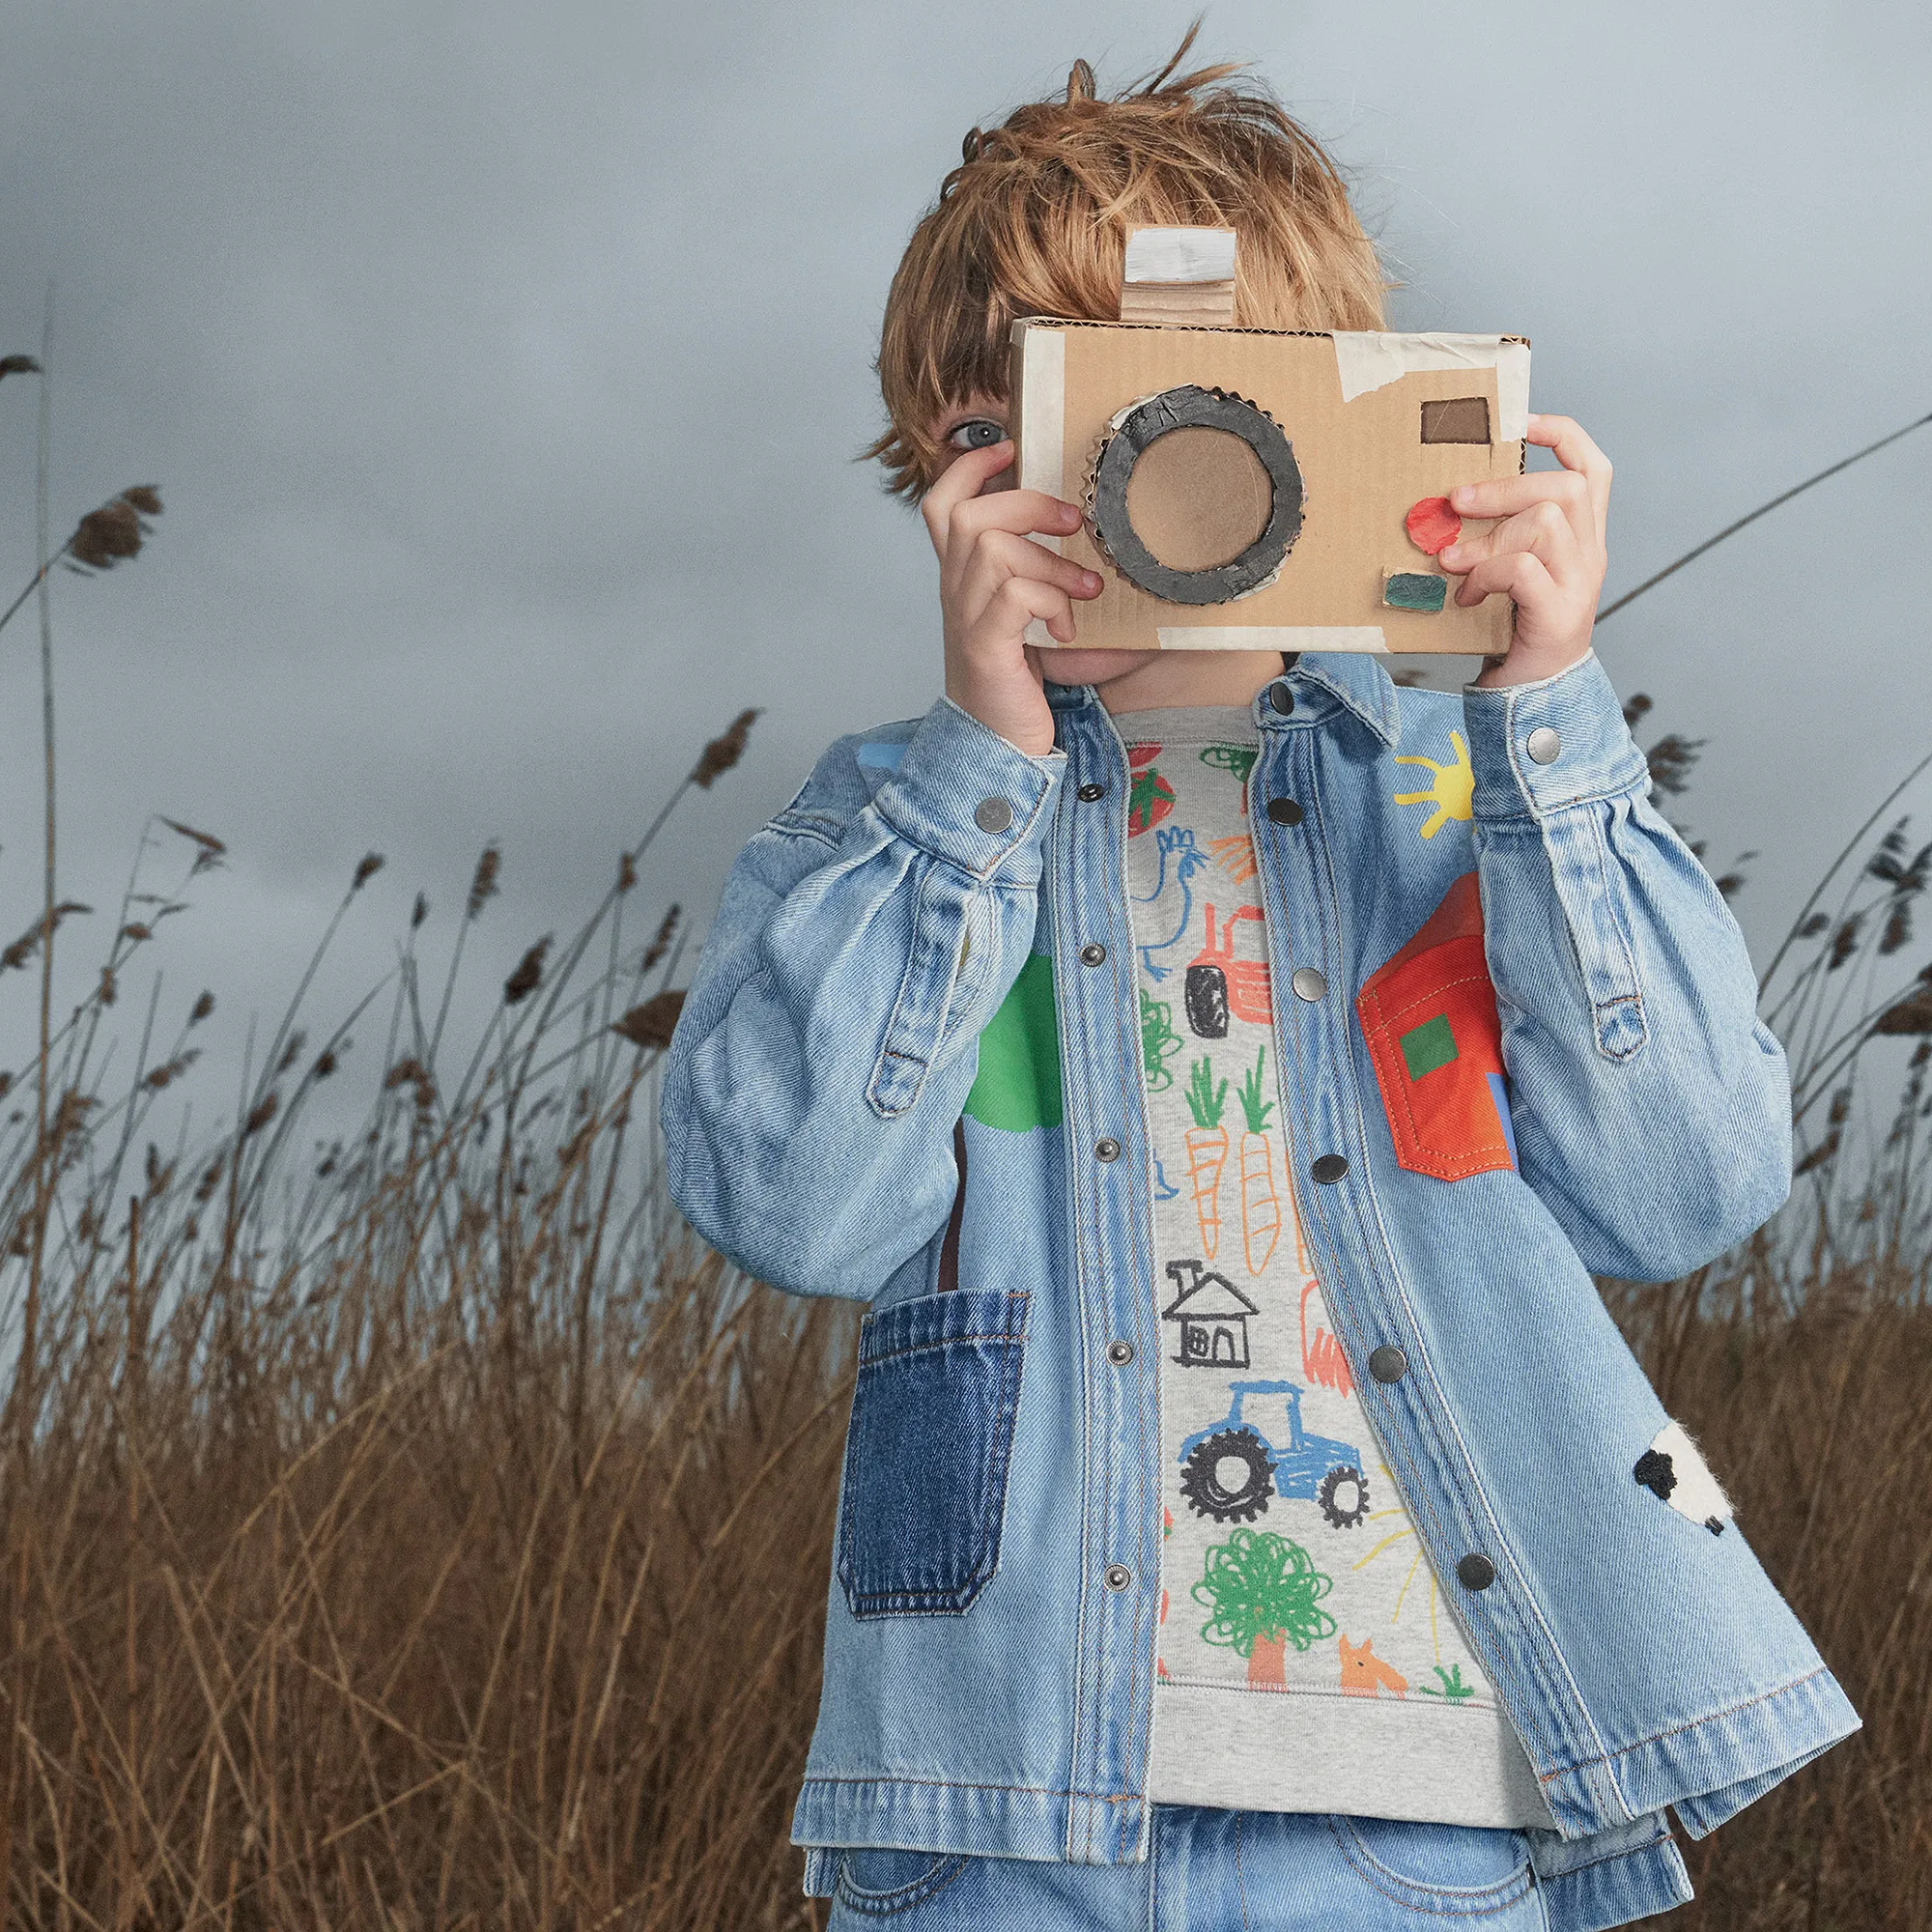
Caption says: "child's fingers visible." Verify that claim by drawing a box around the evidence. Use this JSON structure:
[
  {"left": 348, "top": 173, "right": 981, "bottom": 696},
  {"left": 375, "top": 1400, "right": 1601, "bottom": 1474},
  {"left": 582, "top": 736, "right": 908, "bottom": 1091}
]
[
  {"left": 958, "top": 529, "right": 1102, "bottom": 622},
  {"left": 1526, "top": 412, "right": 1612, "bottom": 547},
  {"left": 967, "top": 573, "right": 1079, "bottom": 651},
  {"left": 1441, "top": 499, "right": 1580, "bottom": 585},
  {"left": 919, "top": 441, "right": 1017, "bottom": 558},
  {"left": 1449, "top": 470, "right": 1599, "bottom": 558},
  {"left": 1451, "top": 548, "right": 1557, "bottom": 610}
]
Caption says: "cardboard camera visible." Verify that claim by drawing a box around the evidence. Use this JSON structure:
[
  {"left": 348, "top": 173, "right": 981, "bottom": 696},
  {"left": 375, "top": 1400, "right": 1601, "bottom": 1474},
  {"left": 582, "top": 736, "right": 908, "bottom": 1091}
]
[{"left": 1010, "top": 228, "right": 1530, "bottom": 655}]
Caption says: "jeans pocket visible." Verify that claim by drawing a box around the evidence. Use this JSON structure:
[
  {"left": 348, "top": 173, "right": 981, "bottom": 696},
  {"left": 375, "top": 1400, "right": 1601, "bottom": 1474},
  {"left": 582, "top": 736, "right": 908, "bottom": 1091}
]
[
  {"left": 1329, "top": 1816, "right": 1536, "bottom": 1916},
  {"left": 834, "top": 1848, "right": 973, "bottom": 1917},
  {"left": 837, "top": 1287, "right": 1030, "bottom": 1617}
]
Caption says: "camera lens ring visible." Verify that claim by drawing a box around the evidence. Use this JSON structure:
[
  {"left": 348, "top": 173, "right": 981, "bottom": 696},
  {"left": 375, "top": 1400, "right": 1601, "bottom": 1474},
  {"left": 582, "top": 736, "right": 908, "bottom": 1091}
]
[{"left": 1089, "top": 385, "right": 1304, "bottom": 605}]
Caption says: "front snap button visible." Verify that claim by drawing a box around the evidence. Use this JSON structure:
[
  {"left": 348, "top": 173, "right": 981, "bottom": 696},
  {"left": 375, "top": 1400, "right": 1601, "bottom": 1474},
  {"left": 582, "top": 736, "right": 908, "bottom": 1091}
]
[
  {"left": 1525, "top": 726, "right": 1562, "bottom": 765},
  {"left": 1104, "top": 1564, "right": 1132, "bottom": 1591},
  {"left": 1107, "top": 1338, "right": 1134, "bottom": 1365},
  {"left": 1076, "top": 781, "right": 1107, "bottom": 802},
  {"left": 1268, "top": 682, "right": 1295, "bottom": 716},
  {"left": 1094, "top": 1138, "right": 1122, "bottom": 1163},
  {"left": 1265, "top": 796, "right": 1303, "bottom": 826},
  {"left": 1457, "top": 1553, "right": 1496, "bottom": 1591},
  {"left": 1291, "top": 967, "right": 1327, "bottom": 1002},
  {"left": 1079, "top": 942, "right": 1107, "bottom": 966},
  {"left": 1311, "top": 1153, "right": 1349, "bottom": 1184},
  {"left": 974, "top": 796, "right": 1015, "bottom": 833},
  {"left": 1368, "top": 1345, "right": 1408, "bottom": 1383}
]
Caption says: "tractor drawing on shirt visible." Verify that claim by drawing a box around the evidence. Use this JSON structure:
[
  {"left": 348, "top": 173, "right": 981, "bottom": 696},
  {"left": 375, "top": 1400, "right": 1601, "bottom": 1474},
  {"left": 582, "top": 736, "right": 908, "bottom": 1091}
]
[
  {"left": 1184, "top": 904, "right": 1272, "bottom": 1037},
  {"left": 1177, "top": 1379, "right": 1370, "bottom": 1530}
]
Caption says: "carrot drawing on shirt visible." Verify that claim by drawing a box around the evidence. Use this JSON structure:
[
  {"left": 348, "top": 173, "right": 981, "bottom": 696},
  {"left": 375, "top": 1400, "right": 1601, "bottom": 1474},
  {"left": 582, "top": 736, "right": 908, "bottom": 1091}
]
[
  {"left": 1183, "top": 1057, "right": 1230, "bottom": 1259},
  {"left": 1300, "top": 1276, "right": 1353, "bottom": 1398},
  {"left": 1137, "top": 828, "right": 1208, "bottom": 981},
  {"left": 1236, "top": 1045, "right": 1280, "bottom": 1274}
]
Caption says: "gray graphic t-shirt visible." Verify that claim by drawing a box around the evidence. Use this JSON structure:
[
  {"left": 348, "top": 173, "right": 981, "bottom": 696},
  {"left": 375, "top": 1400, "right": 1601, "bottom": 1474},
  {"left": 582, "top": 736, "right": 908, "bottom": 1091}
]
[{"left": 1117, "top": 704, "right": 1551, "bottom": 1830}]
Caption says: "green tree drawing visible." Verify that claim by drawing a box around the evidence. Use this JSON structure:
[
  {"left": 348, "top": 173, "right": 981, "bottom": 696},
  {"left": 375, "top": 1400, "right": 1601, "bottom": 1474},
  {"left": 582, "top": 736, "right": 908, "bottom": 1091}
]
[{"left": 1192, "top": 1527, "right": 1336, "bottom": 1689}]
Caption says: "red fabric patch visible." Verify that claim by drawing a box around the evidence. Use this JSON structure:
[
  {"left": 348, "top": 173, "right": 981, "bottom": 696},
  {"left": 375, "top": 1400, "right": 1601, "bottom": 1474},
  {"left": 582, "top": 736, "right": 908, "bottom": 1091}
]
[
  {"left": 1355, "top": 872, "right": 1513, "bottom": 1181},
  {"left": 1406, "top": 497, "right": 1462, "bottom": 556}
]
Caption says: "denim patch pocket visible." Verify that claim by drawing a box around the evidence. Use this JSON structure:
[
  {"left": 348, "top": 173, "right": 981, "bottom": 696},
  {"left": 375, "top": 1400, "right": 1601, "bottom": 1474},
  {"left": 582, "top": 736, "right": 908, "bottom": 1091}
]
[{"left": 837, "top": 1287, "right": 1030, "bottom": 1617}]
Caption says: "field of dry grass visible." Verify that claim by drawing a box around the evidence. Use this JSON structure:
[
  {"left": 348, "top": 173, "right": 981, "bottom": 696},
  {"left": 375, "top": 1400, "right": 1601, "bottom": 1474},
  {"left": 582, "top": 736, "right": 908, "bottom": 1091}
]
[
  {"left": 0, "top": 355, "right": 1927, "bottom": 1924},
  {"left": 0, "top": 701, "right": 1919, "bottom": 1931}
]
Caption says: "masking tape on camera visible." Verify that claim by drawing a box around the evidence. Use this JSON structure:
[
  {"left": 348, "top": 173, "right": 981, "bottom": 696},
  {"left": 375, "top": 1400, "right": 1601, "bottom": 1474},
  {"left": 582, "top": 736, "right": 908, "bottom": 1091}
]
[
  {"left": 1019, "top": 328, "right": 1066, "bottom": 649},
  {"left": 1330, "top": 333, "right": 1530, "bottom": 442}
]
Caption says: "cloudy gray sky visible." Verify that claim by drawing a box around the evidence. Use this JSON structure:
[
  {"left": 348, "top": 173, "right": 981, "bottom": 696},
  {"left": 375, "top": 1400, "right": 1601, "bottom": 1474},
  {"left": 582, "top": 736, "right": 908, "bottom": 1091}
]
[{"left": 1, "top": 0, "right": 1928, "bottom": 1152}]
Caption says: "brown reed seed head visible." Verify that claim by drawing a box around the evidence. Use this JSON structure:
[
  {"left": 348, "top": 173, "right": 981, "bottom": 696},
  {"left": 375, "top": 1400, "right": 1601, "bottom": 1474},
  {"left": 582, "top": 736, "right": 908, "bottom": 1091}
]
[
  {"left": 142, "top": 1048, "right": 200, "bottom": 1091},
  {"left": 618, "top": 852, "right": 637, "bottom": 894},
  {"left": 99, "top": 966, "right": 117, "bottom": 1007},
  {"left": 68, "top": 487, "right": 163, "bottom": 572},
  {"left": 691, "top": 709, "right": 759, "bottom": 788},
  {"left": 353, "top": 851, "right": 384, "bottom": 892},
  {"left": 468, "top": 842, "right": 502, "bottom": 920},
  {"left": 276, "top": 1031, "right": 306, "bottom": 1074},
  {"left": 412, "top": 892, "right": 429, "bottom": 929},
  {"left": 611, "top": 989, "right": 686, "bottom": 1052},
  {"left": 384, "top": 1057, "right": 434, "bottom": 1094},
  {"left": 190, "top": 989, "right": 215, "bottom": 1025},
  {"left": 0, "top": 355, "right": 43, "bottom": 380},
  {"left": 640, "top": 903, "right": 680, "bottom": 972},
  {"left": 504, "top": 937, "right": 551, "bottom": 1004},
  {"left": 314, "top": 1049, "right": 338, "bottom": 1079},
  {"left": 161, "top": 816, "right": 227, "bottom": 855},
  {"left": 0, "top": 1072, "right": 11, "bottom": 1100},
  {"left": 244, "top": 1092, "right": 279, "bottom": 1136},
  {"left": 1874, "top": 986, "right": 1932, "bottom": 1036},
  {"left": 122, "top": 922, "right": 152, "bottom": 943}
]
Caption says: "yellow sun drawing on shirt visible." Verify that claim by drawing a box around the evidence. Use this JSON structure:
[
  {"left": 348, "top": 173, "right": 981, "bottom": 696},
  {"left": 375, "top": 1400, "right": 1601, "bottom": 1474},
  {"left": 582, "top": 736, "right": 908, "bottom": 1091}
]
[
  {"left": 1392, "top": 731, "right": 1473, "bottom": 839},
  {"left": 1350, "top": 1463, "right": 1444, "bottom": 1663}
]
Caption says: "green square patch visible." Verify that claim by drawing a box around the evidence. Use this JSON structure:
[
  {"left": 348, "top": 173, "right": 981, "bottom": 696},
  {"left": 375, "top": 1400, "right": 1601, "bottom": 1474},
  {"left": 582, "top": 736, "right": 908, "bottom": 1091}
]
[{"left": 1399, "top": 1012, "right": 1459, "bottom": 1081}]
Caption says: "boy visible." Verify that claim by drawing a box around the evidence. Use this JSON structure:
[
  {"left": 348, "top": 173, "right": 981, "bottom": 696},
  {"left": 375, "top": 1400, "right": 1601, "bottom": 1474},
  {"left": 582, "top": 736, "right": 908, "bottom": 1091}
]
[{"left": 663, "top": 35, "right": 1858, "bottom": 1932}]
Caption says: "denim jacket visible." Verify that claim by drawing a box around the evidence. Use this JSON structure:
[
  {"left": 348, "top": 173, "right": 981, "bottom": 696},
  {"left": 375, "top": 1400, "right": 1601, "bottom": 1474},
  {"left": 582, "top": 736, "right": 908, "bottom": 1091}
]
[{"left": 662, "top": 649, "right": 1859, "bottom": 1932}]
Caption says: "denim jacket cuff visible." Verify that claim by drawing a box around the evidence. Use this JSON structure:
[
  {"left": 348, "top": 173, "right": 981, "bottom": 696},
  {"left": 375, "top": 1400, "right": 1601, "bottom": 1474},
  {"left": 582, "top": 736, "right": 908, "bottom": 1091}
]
[
  {"left": 870, "top": 696, "right": 1065, "bottom": 882},
  {"left": 1461, "top": 649, "right": 1650, "bottom": 823}
]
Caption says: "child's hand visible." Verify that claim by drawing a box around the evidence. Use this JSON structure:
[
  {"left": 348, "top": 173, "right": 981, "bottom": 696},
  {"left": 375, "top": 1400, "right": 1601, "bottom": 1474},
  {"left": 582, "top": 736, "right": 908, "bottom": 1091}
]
[
  {"left": 922, "top": 439, "right": 1102, "bottom": 756},
  {"left": 1439, "top": 414, "right": 1611, "bottom": 690}
]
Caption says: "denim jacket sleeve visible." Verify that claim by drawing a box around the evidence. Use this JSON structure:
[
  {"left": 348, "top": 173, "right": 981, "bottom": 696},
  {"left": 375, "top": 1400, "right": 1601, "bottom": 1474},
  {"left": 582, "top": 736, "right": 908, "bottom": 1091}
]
[
  {"left": 662, "top": 696, "right": 1065, "bottom": 1299},
  {"left": 1461, "top": 650, "right": 1792, "bottom": 1281}
]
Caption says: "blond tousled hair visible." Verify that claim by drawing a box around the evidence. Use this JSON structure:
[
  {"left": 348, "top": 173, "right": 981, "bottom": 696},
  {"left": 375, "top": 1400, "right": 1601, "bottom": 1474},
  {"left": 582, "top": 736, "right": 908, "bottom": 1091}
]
[{"left": 865, "top": 22, "right": 1396, "bottom": 500}]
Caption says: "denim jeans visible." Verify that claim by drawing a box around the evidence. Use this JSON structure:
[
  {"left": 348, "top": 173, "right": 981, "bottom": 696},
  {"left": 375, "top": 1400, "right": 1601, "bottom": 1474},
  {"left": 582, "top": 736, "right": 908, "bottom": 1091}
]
[{"left": 823, "top": 1806, "right": 1551, "bottom": 1929}]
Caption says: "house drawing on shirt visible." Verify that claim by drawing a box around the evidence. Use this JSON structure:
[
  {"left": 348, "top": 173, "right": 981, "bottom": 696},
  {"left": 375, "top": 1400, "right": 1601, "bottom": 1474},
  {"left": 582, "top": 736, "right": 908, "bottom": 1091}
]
[{"left": 1161, "top": 1260, "right": 1259, "bottom": 1368}]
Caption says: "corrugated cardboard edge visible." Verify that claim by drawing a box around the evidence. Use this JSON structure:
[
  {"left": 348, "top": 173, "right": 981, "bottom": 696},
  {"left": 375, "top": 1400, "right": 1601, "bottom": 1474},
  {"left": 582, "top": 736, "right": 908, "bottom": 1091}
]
[{"left": 1011, "top": 321, "right": 1065, "bottom": 649}]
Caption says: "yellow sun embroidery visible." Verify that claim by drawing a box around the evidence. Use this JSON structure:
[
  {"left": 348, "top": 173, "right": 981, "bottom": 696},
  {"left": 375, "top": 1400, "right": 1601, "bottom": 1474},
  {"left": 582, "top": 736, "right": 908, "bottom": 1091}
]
[
  {"left": 1392, "top": 731, "right": 1474, "bottom": 839},
  {"left": 1351, "top": 1463, "right": 1443, "bottom": 1663}
]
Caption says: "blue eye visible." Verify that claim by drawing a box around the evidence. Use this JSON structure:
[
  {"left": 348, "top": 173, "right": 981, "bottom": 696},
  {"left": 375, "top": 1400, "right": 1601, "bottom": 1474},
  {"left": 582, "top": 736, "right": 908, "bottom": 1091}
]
[{"left": 947, "top": 418, "right": 1007, "bottom": 450}]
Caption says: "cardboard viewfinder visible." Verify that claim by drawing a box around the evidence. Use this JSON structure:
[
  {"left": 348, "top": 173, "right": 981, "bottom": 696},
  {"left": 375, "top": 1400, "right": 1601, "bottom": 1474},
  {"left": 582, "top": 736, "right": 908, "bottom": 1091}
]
[{"left": 1010, "top": 227, "right": 1530, "bottom": 655}]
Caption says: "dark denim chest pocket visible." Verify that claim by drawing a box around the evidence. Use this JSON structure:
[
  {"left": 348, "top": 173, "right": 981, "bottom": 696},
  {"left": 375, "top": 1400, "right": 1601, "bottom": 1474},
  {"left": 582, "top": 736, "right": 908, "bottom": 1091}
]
[{"left": 837, "top": 1286, "right": 1030, "bottom": 1618}]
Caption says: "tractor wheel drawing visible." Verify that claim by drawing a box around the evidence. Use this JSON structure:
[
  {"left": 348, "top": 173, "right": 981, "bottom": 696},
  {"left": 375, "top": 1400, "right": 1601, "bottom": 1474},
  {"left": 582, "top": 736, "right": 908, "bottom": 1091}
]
[
  {"left": 1317, "top": 1463, "right": 1370, "bottom": 1530},
  {"left": 1185, "top": 963, "right": 1230, "bottom": 1038},
  {"left": 1179, "top": 1427, "right": 1274, "bottom": 1523}
]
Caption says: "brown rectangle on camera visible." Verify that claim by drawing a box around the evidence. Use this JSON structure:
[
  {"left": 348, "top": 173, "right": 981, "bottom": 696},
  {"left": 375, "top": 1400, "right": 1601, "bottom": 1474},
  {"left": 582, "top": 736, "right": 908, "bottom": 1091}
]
[{"left": 1420, "top": 395, "right": 1493, "bottom": 444}]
